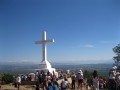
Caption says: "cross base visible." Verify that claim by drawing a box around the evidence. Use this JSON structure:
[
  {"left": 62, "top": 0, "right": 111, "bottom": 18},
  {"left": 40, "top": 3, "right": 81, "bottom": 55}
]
[{"left": 36, "top": 60, "right": 56, "bottom": 74}]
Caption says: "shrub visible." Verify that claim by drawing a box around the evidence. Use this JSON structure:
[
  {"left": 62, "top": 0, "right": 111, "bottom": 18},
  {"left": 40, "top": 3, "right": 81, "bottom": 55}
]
[{"left": 1, "top": 73, "right": 14, "bottom": 84}]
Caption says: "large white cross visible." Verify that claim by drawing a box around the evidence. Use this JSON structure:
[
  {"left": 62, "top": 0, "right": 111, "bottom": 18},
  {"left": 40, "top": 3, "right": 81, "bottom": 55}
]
[{"left": 35, "top": 31, "right": 54, "bottom": 61}]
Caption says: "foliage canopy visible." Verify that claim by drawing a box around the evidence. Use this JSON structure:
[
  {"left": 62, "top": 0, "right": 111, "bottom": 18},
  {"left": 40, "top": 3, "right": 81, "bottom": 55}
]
[
  {"left": 1, "top": 73, "right": 14, "bottom": 84},
  {"left": 113, "top": 44, "right": 120, "bottom": 67}
]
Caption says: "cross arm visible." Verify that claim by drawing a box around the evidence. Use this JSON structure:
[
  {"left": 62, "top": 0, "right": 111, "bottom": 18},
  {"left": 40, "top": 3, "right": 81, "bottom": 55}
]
[{"left": 35, "top": 39, "right": 54, "bottom": 44}]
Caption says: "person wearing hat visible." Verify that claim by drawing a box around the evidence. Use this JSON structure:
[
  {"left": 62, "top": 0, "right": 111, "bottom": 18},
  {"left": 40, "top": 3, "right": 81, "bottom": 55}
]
[
  {"left": 114, "top": 66, "right": 117, "bottom": 69},
  {"left": 109, "top": 67, "right": 117, "bottom": 90},
  {"left": 77, "top": 70, "right": 84, "bottom": 90}
]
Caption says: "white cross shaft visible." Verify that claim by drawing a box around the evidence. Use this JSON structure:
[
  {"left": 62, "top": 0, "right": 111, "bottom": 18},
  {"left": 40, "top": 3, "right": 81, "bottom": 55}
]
[{"left": 35, "top": 31, "right": 54, "bottom": 61}]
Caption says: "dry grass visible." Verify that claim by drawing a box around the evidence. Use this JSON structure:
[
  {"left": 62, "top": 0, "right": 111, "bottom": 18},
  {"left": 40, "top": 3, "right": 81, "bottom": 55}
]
[
  {"left": 1, "top": 84, "right": 36, "bottom": 90},
  {"left": 0, "top": 78, "right": 93, "bottom": 90}
]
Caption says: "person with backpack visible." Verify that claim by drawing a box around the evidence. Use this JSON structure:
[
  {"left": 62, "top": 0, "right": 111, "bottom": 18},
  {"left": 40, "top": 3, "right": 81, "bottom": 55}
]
[
  {"left": 77, "top": 70, "right": 84, "bottom": 90},
  {"left": 61, "top": 78, "right": 68, "bottom": 90}
]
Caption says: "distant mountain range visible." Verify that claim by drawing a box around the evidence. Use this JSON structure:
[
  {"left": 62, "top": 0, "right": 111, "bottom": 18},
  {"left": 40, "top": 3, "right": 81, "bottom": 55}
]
[
  {"left": 0, "top": 62, "right": 113, "bottom": 77},
  {"left": 0, "top": 59, "right": 114, "bottom": 65}
]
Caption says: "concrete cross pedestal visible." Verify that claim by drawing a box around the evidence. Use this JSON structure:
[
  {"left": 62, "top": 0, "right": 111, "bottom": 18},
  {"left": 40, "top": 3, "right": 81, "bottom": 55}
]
[{"left": 35, "top": 31, "right": 56, "bottom": 74}]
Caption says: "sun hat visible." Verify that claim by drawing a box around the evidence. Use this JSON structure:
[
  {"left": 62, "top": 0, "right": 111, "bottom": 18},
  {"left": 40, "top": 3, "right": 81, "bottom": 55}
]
[
  {"left": 79, "top": 69, "right": 82, "bottom": 72},
  {"left": 114, "top": 66, "right": 117, "bottom": 69},
  {"left": 112, "top": 67, "right": 115, "bottom": 70}
]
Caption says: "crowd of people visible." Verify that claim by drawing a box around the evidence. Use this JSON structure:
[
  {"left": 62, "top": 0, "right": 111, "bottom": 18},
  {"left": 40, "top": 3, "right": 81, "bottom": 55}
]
[
  {"left": 13, "top": 66, "right": 120, "bottom": 90},
  {"left": 109, "top": 66, "right": 120, "bottom": 90}
]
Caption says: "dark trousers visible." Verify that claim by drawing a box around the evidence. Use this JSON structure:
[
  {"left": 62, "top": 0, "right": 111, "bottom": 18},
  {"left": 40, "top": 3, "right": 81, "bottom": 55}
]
[
  {"left": 61, "top": 87, "right": 67, "bottom": 90},
  {"left": 109, "top": 79, "right": 116, "bottom": 90},
  {"left": 18, "top": 82, "right": 20, "bottom": 90},
  {"left": 117, "top": 86, "right": 120, "bottom": 90},
  {"left": 72, "top": 80, "right": 75, "bottom": 89},
  {"left": 14, "top": 82, "right": 20, "bottom": 90}
]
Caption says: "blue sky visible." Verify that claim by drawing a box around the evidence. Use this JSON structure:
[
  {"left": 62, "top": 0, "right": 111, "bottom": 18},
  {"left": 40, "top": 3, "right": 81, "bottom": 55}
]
[{"left": 0, "top": 0, "right": 120, "bottom": 64}]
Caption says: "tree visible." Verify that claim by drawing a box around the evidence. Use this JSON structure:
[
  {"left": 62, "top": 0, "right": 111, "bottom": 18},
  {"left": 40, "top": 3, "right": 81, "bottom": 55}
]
[
  {"left": 113, "top": 44, "right": 120, "bottom": 67},
  {"left": 1, "top": 73, "right": 14, "bottom": 84},
  {"left": 83, "top": 70, "right": 93, "bottom": 86},
  {"left": 83, "top": 70, "right": 92, "bottom": 79}
]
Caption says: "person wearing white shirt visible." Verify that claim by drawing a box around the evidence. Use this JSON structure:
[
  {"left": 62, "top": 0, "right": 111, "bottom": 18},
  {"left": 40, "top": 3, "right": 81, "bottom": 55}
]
[{"left": 16, "top": 75, "right": 21, "bottom": 90}]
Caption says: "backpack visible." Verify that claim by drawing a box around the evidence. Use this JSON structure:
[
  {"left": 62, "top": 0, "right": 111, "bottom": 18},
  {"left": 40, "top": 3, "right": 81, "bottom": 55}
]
[{"left": 61, "top": 81, "right": 67, "bottom": 89}]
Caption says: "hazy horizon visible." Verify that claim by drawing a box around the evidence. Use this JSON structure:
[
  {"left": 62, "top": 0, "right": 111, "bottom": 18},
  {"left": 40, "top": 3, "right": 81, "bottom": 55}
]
[{"left": 0, "top": 59, "right": 114, "bottom": 65}]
